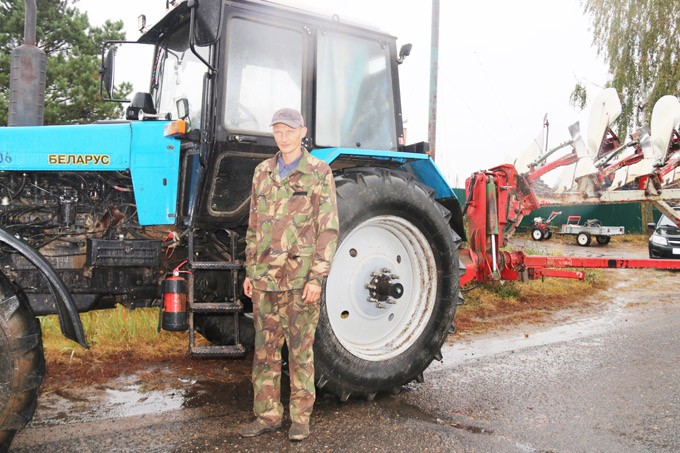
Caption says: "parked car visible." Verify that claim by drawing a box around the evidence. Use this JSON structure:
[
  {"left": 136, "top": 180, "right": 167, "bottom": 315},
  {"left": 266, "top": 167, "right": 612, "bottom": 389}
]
[{"left": 647, "top": 207, "right": 680, "bottom": 259}]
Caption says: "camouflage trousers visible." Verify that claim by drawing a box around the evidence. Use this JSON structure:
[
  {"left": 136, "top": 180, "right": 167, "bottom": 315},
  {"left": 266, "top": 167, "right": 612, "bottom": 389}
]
[{"left": 251, "top": 289, "right": 320, "bottom": 425}]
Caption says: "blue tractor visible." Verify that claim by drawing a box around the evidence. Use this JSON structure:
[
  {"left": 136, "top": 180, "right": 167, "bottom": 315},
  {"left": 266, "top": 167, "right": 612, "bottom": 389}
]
[{"left": 0, "top": 1, "right": 465, "bottom": 447}]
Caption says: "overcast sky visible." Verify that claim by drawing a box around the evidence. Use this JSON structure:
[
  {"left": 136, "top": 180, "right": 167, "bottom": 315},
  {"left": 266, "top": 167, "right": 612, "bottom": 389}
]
[{"left": 78, "top": 0, "right": 609, "bottom": 187}]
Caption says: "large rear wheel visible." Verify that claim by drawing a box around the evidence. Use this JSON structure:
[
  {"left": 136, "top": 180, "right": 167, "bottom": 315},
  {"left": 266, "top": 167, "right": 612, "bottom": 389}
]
[
  {"left": 315, "top": 168, "right": 462, "bottom": 400},
  {"left": 0, "top": 274, "right": 45, "bottom": 451}
]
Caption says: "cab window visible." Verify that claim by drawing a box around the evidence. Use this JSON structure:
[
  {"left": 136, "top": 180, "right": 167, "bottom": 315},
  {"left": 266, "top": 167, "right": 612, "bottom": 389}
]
[
  {"left": 224, "top": 18, "right": 303, "bottom": 134},
  {"left": 316, "top": 31, "right": 397, "bottom": 150}
]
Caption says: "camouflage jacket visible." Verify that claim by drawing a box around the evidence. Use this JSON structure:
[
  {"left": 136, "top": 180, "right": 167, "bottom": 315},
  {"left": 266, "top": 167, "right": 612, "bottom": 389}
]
[{"left": 245, "top": 149, "right": 339, "bottom": 292}]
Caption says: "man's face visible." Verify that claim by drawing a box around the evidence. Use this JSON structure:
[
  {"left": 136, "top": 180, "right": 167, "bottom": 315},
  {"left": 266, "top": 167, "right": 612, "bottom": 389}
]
[{"left": 273, "top": 123, "right": 307, "bottom": 159}]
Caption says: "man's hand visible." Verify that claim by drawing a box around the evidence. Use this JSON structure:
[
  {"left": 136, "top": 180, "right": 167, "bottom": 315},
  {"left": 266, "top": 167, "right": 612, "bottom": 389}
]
[
  {"left": 243, "top": 277, "right": 253, "bottom": 298},
  {"left": 302, "top": 282, "right": 322, "bottom": 303}
]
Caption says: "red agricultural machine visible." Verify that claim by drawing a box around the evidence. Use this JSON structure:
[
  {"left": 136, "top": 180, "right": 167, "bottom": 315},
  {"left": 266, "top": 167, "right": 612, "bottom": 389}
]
[{"left": 460, "top": 88, "right": 680, "bottom": 285}]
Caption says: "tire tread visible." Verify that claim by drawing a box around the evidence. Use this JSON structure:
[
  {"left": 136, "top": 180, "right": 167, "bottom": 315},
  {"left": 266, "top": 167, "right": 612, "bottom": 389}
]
[
  {"left": 315, "top": 168, "right": 461, "bottom": 401},
  {"left": 0, "top": 275, "right": 45, "bottom": 451}
]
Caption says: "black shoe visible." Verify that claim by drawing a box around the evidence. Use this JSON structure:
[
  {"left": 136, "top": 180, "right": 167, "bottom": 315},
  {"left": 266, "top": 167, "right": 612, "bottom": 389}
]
[
  {"left": 288, "top": 422, "right": 310, "bottom": 441},
  {"left": 239, "top": 418, "right": 282, "bottom": 438}
]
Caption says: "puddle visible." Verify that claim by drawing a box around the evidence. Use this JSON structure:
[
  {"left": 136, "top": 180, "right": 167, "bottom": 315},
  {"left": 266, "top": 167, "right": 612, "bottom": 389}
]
[
  {"left": 32, "top": 374, "right": 251, "bottom": 427},
  {"left": 381, "top": 396, "right": 493, "bottom": 435},
  {"left": 434, "top": 270, "right": 660, "bottom": 370}
]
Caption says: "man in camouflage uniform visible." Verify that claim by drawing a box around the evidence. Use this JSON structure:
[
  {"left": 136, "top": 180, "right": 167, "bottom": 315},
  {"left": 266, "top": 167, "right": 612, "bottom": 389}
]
[{"left": 239, "top": 108, "right": 339, "bottom": 441}]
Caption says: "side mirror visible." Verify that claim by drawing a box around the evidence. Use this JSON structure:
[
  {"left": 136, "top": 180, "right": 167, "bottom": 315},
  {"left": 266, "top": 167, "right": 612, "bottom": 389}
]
[
  {"left": 176, "top": 98, "right": 190, "bottom": 121},
  {"left": 396, "top": 43, "right": 413, "bottom": 64},
  {"left": 189, "top": 0, "right": 223, "bottom": 47},
  {"left": 101, "top": 48, "right": 116, "bottom": 100},
  {"left": 100, "top": 41, "right": 140, "bottom": 103}
]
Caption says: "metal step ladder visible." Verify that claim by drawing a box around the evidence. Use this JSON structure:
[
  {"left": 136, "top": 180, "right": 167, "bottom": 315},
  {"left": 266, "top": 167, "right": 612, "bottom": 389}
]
[{"left": 187, "top": 229, "right": 246, "bottom": 358}]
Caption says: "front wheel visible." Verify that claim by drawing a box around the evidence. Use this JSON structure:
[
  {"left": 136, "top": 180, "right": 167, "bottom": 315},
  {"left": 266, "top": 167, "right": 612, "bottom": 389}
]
[
  {"left": 531, "top": 228, "right": 544, "bottom": 241},
  {"left": 0, "top": 274, "right": 45, "bottom": 451},
  {"left": 576, "top": 232, "right": 592, "bottom": 246},
  {"left": 315, "top": 168, "right": 462, "bottom": 400}
]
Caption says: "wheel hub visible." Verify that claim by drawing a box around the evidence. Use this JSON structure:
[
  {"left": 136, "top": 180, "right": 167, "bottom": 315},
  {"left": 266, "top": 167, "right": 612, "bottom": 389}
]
[
  {"left": 326, "top": 215, "right": 437, "bottom": 361},
  {"left": 365, "top": 268, "right": 404, "bottom": 309}
]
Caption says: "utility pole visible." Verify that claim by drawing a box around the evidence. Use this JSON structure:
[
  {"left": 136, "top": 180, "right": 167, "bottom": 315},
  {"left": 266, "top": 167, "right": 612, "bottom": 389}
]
[{"left": 428, "top": 0, "right": 440, "bottom": 159}]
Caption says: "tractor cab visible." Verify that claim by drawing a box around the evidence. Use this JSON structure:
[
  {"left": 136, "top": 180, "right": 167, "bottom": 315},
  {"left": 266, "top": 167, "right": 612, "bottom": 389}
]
[{"left": 101, "top": 0, "right": 410, "bottom": 228}]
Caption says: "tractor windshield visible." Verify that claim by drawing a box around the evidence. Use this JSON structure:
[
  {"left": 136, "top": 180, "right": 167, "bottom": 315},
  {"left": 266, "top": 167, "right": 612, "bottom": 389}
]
[
  {"left": 223, "top": 17, "right": 303, "bottom": 134},
  {"left": 154, "top": 21, "right": 209, "bottom": 128}
]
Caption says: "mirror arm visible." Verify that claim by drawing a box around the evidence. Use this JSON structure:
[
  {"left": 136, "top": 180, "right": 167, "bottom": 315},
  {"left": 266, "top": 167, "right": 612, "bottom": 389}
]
[{"left": 188, "top": 6, "right": 217, "bottom": 73}]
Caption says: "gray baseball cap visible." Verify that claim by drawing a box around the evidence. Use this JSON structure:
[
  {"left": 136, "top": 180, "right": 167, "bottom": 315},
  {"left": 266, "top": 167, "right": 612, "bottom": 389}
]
[{"left": 270, "top": 108, "right": 305, "bottom": 128}]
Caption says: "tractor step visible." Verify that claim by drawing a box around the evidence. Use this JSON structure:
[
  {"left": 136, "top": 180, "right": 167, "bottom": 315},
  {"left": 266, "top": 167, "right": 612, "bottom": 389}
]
[
  {"left": 190, "top": 344, "right": 246, "bottom": 358},
  {"left": 189, "top": 301, "right": 242, "bottom": 314},
  {"left": 187, "top": 229, "right": 245, "bottom": 358}
]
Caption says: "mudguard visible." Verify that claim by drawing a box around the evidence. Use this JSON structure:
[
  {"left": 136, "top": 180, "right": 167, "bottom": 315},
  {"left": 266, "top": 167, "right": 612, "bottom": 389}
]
[
  {"left": 0, "top": 227, "right": 88, "bottom": 348},
  {"left": 311, "top": 147, "right": 455, "bottom": 199},
  {"left": 311, "top": 147, "right": 466, "bottom": 240}
]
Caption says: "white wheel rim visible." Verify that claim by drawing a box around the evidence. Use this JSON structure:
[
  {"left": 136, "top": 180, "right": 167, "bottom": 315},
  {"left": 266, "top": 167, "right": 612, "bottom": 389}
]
[
  {"left": 325, "top": 215, "right": 437, "bottom": 361},
  {"left": 532, "top": 230, "right": 542, "bottom": 240}
]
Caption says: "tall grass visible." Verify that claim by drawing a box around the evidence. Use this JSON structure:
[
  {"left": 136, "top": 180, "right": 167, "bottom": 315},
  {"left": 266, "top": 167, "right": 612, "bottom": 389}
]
[
  {"left": 456, "top": 269, "right": 606, "bottom": 334},
  {"left": 40, "top": 306, "right": 187, "bottom": 363}
]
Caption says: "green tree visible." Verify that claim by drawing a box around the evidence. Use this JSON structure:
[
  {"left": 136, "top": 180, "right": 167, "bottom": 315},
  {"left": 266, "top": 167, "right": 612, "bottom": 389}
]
[
  {"left": 0, "top": 0, "right": 132, "bottom": 125},
  {"left": 574, "top": 0, "right": 679, "bottom": 135}
]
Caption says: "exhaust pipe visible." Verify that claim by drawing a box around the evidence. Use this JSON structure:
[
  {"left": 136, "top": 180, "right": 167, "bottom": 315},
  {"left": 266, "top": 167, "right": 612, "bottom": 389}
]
[{"left": 8, "top": 0, "right": 46, "bottom": 126}]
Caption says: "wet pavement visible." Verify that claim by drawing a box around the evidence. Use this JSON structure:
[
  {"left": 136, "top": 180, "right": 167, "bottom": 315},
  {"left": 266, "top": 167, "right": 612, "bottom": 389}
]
[{"left": 11, "top": 239, "right": 680, "bottom": 452}]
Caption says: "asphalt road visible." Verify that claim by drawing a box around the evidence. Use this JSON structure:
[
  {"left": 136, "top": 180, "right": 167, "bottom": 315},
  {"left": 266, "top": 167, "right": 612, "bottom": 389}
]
[{"left": 11, "top": 243, "right": 680, "bottom": 452}]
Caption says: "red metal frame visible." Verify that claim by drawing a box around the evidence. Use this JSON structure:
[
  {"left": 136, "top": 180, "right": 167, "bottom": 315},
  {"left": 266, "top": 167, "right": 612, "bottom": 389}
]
[
  {"left": 462, "top": 160, "right": 680, "bottom": 285},
  {"left": 527, "top": 152, "right": 578, "bottom": 182}
]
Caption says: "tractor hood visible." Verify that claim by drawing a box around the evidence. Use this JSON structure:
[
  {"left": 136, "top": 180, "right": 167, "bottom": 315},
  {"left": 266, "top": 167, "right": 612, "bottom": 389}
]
[{"left": 0, "top": 121, "right": 181, "bottom": 225}]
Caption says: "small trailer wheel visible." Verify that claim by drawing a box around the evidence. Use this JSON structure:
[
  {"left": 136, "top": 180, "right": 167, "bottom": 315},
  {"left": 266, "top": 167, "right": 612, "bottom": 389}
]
[
  {"left": 596, "top": 235, "right": 611, "bottom": 245},
  {"left": 576, "top": 232, "right": 592, "bottom": 246},
  {"left": 531, "top": 229, "right": 544, "bottom": 241}
]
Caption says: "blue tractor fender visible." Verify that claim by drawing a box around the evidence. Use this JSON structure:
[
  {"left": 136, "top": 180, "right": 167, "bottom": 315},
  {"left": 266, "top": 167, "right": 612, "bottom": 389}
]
[
  {"left": 311, "top": 148, "right": 465, "bottom": 240},
  {"left": 311, "top": 147, "right": 456, "bottom": 199}
]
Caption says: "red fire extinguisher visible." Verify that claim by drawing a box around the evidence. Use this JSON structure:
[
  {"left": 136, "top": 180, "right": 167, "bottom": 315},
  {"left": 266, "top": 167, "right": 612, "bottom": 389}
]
[{"left": 161, "top": 261, "right": 189, "bottom": 332}]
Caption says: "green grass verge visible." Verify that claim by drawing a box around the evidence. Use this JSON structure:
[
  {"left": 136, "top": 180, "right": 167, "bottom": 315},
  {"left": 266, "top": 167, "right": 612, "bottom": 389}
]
[{"left": 40, "top": 305, "right": 187, "bottom": 363}]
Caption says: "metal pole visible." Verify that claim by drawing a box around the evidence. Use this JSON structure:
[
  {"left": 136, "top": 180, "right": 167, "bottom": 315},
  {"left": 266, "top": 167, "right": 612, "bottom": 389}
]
[
  {"left": 23, "top": 0, "right": 37, "bottom": 45},
  {"left": 8, "top": 0, "right": 46, "bottom": 126},
  {"left": 428, "top": 0, "right": 440, "bottom": 160}
]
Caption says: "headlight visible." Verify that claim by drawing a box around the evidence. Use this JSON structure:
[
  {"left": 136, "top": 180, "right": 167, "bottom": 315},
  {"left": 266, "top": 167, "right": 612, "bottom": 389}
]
[{"left": 650, "top": 234, "right": 668, "bottom": 246}]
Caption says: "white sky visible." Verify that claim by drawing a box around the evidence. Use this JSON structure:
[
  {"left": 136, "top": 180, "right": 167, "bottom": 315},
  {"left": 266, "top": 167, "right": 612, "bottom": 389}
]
[{"left": 77, "top": 0, "right": 609, "bottom": 187}]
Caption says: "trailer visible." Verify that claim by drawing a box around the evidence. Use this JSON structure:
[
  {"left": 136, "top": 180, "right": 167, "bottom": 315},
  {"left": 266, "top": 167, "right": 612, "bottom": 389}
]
[{"left": 557, "top": 216, "right": 625, "bottom": 246}]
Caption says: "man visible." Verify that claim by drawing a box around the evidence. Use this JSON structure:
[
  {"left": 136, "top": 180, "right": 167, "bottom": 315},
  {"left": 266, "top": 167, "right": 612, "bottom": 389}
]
[{"left": 239, "top": 108, "right": 339, "bottom": 441}]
